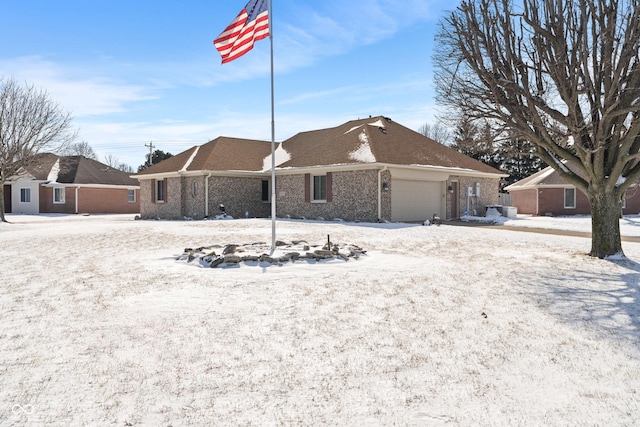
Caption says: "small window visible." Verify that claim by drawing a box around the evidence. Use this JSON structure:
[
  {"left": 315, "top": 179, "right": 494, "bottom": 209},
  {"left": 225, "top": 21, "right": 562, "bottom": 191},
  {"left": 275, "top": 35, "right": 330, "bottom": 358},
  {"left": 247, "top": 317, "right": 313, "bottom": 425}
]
[
  {"left": 20, "top": 188, "right": 31, "bottom": 203},
  {"left": 54, "top": 187, "right": 65, "bottom": 204},
  {"left": 313, "top": 175, "right": 327, "bottom": 201},
  {"left": 261, "top": 180, "right": 269, "bottom": 202},
  {"left": 192, "top": 181, "right": 198, "bottom": 197},
  {"left": 128, "top": 189, "right": 136, "bottom": 203},
  {"left": 564, "top": 188, "right": 576, "bottom": 209},
  {"left": 156, "top": 180, "right": 165, "bottom": 202}
]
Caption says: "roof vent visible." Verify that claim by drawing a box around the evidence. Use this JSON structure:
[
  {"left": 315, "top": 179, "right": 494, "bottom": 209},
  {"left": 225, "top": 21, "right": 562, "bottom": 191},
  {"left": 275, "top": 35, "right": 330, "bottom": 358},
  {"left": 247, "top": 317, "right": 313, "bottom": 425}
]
[
  {"left": 378, "top": 127, "right": 387, "bottom": 134},
  {"left": 384, "top": 117, "right": 392, "bottom": 123}
]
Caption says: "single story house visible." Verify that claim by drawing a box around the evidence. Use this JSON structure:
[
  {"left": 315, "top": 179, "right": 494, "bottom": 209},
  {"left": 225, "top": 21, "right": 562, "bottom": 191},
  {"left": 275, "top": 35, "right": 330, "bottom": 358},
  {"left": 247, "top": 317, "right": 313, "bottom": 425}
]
[
  {"left": 133, "top": 116, "right": 505, "bottom": 222},
  {"left": 505, "top": 165, "right": 640, "bottom": 216},
  {"left": 4, "top": 153, "right": 140, "bottom": 215}
]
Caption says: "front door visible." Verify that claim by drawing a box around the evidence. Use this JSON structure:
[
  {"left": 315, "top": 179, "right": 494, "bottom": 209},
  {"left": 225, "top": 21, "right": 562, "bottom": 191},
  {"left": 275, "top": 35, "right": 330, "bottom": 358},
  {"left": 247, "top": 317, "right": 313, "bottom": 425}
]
[{"left": 451, "top": 182, "right": 459, "bottom": 219}]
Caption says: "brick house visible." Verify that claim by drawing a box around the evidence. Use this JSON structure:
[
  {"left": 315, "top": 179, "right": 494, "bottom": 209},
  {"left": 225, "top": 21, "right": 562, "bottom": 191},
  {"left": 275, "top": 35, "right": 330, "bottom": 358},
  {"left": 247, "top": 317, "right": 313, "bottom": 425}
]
[
  {"left": 505, "top": 165, "right": 640, "bottom": 216},
  {"left": 5, "top": 153, "right": 140, "bottom": 215},
  {"left": 134, "top": 116, "right": 505, "bottom": 222}
]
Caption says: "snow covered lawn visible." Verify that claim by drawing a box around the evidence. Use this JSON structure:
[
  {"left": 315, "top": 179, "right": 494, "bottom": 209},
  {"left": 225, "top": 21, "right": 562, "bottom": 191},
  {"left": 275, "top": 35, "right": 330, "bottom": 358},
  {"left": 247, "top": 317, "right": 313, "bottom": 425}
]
[{"left": 1, "top": 214, "right": 639, "bottom": 425}]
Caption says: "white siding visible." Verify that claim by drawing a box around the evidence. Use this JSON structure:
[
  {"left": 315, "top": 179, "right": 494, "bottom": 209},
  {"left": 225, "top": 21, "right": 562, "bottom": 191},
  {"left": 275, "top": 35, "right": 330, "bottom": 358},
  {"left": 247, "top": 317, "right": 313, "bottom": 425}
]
[{"left": 11, "top": 179, "right": 40, "bottom": 214}]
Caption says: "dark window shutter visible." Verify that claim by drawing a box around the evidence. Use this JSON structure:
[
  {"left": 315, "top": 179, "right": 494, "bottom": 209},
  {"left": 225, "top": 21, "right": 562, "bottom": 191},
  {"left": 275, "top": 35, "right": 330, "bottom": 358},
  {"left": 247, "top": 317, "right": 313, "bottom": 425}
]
[
  {"left": 152, "top": 179, "right": 156, "bottom": 203},
  {"left": 326, "top": 172, "right": 333, "bottom": 203},
  {"left": 163, "top": 178, "right": 168, "bottom": 203},
  {"left": 304, "top": 174, "right": 310, "bottom": 203}
]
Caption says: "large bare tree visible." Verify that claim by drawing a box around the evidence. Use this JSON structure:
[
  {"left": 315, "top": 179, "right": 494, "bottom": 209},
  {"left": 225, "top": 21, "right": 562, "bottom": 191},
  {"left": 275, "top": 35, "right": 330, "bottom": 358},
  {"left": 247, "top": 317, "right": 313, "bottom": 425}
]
[
  {"left": 61, "top": 141, "right": 98, "bottom": 160},
  {"left": 0, "top": 78, "right": 76, "bottom": 222},
  {"left": 434, "top": 0, "right": 640, "bottom": 258}
]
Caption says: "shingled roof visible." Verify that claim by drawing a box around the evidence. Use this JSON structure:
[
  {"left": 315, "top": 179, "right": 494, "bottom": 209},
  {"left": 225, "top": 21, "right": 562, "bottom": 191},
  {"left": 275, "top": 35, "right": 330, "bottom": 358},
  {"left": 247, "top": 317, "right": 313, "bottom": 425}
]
[
  {"left": 20, "top": 153, "right": 139, "bottom": 186},
  {"left": 134, "top": 136, "right": 273, "bottom": 175},
  {"left": 505, "top": 164, "right": 587, "bottom": 190},
  {"left": 278, "top": 116, "right": 503, "bottom": 175},
  {"left": 133, "top": 116, "right": 503, "bottom": 177}
]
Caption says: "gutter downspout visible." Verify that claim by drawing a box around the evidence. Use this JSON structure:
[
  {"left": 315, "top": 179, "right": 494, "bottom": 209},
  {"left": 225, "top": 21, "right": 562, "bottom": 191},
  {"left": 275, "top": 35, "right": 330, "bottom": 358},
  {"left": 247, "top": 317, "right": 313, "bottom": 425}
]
[
  {"left": 75, "top": 186, "right": 80, "bottom": 214},
  {"left": 204, "top": 172, "right": 213, "bottom": 218}
]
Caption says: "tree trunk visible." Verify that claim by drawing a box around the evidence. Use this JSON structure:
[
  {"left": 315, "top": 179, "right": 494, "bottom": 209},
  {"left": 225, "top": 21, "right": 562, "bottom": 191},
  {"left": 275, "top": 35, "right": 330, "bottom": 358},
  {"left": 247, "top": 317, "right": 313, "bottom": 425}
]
[
  {"left": 0, "top": 183, "right": 5, "bottom": 223},
  {"left": 588, "top": 186, "right": 623, "bottom": 258}
]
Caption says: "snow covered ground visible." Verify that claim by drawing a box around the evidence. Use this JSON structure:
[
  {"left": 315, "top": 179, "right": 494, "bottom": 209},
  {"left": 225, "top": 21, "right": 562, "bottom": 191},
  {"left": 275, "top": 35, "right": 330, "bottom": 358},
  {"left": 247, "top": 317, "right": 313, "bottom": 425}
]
[{"left": 1, "top": 213, "right": 639, "bottom": 426}]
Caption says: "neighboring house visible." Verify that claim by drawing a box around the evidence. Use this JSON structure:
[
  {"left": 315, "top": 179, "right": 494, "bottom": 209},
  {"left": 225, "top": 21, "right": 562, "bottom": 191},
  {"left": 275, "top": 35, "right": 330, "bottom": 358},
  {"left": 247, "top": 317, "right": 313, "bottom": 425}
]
[
  {"left": 5, "top": 153, "right": 140, "bottom": 215},
  {"left": 505, "top": 165, "right": 640, "bottom": 216},
  {"left": 134, "top": 116, "right": 506, "bottom": 222}
]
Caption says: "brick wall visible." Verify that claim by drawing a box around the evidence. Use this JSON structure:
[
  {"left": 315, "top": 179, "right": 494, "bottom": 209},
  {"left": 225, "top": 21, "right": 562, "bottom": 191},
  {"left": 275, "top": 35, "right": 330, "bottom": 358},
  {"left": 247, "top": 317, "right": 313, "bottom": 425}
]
[
  {"left": 450, "top": 176, "right": 500, "bottom": 216},
  {"left": 510, "top": 189, "right": 538, "bottom": 215},
  {"left": 140, "top": 177, "right": 183, "bottom": 220},
  {"left": 77, "top": 188, "right": 139, "bottom": 214},
  {"left": 276, "top": 170, "right": 380, "bottom": 222},
  {"left": 206, "top": 176, "right": 270, "bottom": 219},
  {"left": 181, "top": 176, "right": 207, "bottom": 220}
]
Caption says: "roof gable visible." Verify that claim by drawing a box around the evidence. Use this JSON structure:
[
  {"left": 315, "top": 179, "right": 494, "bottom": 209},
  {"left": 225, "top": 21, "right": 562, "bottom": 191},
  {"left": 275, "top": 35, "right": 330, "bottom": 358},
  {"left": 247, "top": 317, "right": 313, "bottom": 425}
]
[{"left": 506, "top": 163, "right": 587, "bottom": 190}]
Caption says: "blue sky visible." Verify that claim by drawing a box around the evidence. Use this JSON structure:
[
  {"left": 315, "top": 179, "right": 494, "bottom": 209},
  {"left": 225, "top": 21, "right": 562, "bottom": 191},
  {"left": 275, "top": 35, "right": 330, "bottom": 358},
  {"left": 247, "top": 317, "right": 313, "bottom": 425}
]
[{"left": 1, "top": 0, "right": 454, "bottom": 169}]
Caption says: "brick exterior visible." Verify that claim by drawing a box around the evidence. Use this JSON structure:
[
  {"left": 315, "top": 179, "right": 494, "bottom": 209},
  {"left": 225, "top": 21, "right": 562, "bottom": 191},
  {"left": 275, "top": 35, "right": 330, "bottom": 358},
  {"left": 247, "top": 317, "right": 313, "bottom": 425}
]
[
  {"left": 38, "top": 186, "right": 139, "bottom": 214},
  {"left": 140, "top": 175, "right": 271, "bottom": 220},
  {"left": 448, "top": 176, "right": 500, "bottom": 217},
  {"left": 510, "top": 189, "right": 539, "bottom": 215},
  {"left": 511, "top": 186, "right": 640, "bottom": 216},
  {"left": 139, "top": 171, "right": 502, "bottom": 222},
  {"left": 277, "top": 170, "right": 381, "bottom": 222},
  {"left": 140, "top": 177, "right": 183, "bottom": 220},
  {"left": 207, "top": 176, "right": 271, "bottom": 219}
]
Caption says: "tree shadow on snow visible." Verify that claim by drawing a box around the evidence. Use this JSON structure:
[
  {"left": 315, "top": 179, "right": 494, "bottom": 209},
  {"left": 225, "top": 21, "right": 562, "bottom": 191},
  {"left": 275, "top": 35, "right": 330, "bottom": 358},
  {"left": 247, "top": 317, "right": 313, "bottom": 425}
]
[{"left": 528, "top": 257, "right": 640, "bottom": 347}]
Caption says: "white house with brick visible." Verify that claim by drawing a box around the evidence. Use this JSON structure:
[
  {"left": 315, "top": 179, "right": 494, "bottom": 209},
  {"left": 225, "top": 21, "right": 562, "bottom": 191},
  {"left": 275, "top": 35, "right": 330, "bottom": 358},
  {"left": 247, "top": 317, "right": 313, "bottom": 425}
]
[
  {"left": 4, "top": 153, "right": 140, "bottom": 215},
  {"left": 133, "top": 116, "right": 505, "bottom": 222}
]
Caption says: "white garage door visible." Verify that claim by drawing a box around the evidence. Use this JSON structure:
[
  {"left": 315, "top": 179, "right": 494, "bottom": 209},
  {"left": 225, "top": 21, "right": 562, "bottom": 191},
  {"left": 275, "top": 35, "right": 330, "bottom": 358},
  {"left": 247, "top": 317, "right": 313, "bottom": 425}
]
[{"left": 391, "top": 179, "right": 442, "bottom": 222}]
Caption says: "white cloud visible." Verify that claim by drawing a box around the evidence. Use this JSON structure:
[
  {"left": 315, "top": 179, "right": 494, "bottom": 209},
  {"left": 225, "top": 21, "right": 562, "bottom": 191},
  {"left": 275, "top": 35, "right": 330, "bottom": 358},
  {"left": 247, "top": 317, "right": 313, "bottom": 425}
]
[{"left": 0, "top": 56, "right": 157, "bottom": 116}]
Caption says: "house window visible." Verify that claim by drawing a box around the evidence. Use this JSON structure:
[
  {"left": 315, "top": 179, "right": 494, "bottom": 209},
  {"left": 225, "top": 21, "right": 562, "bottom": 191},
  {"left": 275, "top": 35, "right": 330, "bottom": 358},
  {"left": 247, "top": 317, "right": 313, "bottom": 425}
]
[
  {"left": 156, "top": 180, "right": 165, "bottom": 203},
  {"left": 20, "top": 188, "right": 31, "bottom": 203},
  {"left": 192, "top": 181, "right": 198, "bottom": 197},
  {"left": 54, "top": 187, "right": 65, "bottom": 204},
  {"left": 261, "top": 180, "right": 269, "bottom": 202},
  {"left": 564, "top": 188, "right": 576, "bottom": 209},
  {"left": 128, "top": 189, "right": 136, "bottom": 203},
  {"left": 313, "top": 175, "right": 327, "bottom": 201}
]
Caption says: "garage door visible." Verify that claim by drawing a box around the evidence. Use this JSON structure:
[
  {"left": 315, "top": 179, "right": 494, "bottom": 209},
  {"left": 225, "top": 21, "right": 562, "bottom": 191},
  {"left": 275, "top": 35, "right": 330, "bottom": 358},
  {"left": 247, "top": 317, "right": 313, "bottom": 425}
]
[{"left": 391, "top": 179, "right": 442, "bottom": 222}]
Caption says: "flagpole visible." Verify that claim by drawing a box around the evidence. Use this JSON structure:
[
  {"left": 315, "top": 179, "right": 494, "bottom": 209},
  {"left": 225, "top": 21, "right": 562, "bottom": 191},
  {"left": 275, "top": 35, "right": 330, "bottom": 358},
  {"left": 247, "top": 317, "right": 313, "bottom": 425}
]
[{"left": 269, "top": 0, "right": 277, "bottom": 251}]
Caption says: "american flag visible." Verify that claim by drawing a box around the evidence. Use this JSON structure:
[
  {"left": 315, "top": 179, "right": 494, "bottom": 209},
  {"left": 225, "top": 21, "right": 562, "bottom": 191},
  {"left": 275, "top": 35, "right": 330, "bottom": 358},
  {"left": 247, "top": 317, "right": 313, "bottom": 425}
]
[{"left": 214, "top": 0, "right": 270, "bottom": 64}]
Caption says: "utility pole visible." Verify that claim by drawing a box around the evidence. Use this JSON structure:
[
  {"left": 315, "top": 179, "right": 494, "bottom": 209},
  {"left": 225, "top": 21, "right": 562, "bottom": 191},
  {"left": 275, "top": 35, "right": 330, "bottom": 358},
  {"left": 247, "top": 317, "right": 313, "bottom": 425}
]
[{"left": 145, "top": 141, "right": 155, "bottom": 165}]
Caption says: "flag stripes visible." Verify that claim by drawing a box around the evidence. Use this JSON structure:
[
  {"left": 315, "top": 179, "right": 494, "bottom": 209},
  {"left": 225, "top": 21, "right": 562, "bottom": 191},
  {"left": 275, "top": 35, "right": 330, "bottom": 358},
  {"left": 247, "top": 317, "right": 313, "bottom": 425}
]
[{"left": 214, "top": 0, "right": 270, "bottom": 64}]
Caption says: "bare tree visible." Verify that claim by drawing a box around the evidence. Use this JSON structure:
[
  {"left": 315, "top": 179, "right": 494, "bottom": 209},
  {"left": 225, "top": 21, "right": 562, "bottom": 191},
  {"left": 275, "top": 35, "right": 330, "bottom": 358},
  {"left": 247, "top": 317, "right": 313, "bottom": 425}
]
[
  {"left": 103, "top": 153, "right": 133, "bottom": 173},
  {"left": 0, "top": 78, "right": 76, "bottom": 222},
  {"left": 61, "top": 141, "right": 98, "bottom": 160},
  {"left": 418, "top": 122, "right": 451, "bottom": 144},
  {"left": 434, "top": 0, "right": 640, "bottom": 258}
]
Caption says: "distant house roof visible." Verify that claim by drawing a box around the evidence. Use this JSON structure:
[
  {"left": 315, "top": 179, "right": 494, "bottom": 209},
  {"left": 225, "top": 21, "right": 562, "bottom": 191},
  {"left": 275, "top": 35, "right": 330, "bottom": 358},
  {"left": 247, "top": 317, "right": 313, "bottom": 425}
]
[
  {"left": 505, "top": 164, "right": 586, "bottom": 190},
  {"left": 278, "top": 116, "right": 503, "bottom": 175},
  {"left": 134, "top": 136, "right": 274, "bottom": 176},
  {"left": 13, "top": 153, "right": 139, "bottom": 186}
]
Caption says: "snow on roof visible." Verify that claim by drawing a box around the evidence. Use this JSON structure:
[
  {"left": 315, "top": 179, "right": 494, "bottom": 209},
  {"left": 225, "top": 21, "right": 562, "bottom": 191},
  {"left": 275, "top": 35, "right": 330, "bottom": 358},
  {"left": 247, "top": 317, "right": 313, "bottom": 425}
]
[
  {"left": 179, "top": 146, "right": 200, "bottom": 172},
  {"left": 47, "top": 158, "right": 60, "bottom": 182},
  {"left": 344, "top": 125, "right": 363, "bottom": 134},
  {"left": 262, "top": 144, "right": 291, "bottom": 171},
  {"left": 348, "top": 130, "right": 377, "bottom": 163},
  {"left": 367, "top": 119, "right": 386, "bottom": 128}
]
